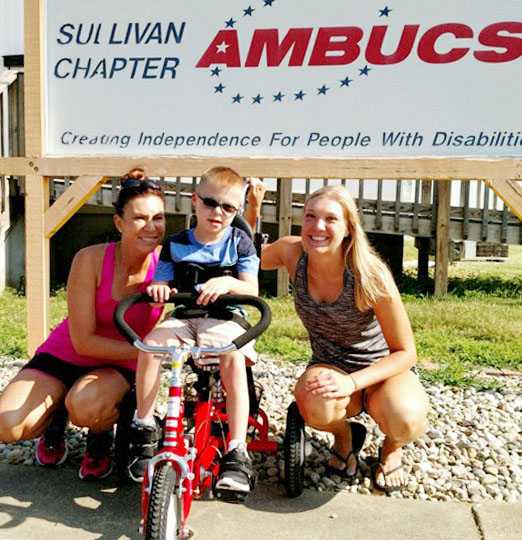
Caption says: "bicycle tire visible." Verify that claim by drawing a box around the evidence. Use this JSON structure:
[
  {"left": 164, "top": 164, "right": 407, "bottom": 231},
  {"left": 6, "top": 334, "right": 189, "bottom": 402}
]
[
  {"left": 145, "top": 463, "right": 184, "bottom": 540},
  {"left": 283, "top": 401, "right": 305, "bottom": 498}
]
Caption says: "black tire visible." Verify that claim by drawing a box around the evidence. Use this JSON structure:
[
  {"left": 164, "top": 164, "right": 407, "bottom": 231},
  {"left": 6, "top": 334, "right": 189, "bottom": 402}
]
[
  {"left": 114, "top": 388, "right": 136, "bottom": 482},
  {"left": 145, "top": 463, "right": 184, "bottom": 540},
  {"left": 284, "top": 401, "right": 305, "bottom": 497}
]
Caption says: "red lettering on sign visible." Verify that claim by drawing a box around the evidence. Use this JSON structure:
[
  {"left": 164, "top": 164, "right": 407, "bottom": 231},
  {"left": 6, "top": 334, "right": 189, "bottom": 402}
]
[
  {"left": 196, "top": 30, "right": 241, "bottom": 68},
  {"left": 474, "top": 22, "right": 522, "bottom": 62},
  {"left": 308, "top": 27, "right": 363, "bottom": 65},
  {"left": 245, "top": 28, "right": 313, "bottom": 67},
  {"left": 365, "top": 25, "right": 419, "bottom": 64},
  {"left": 417, "top": 23, "right": 473, "bottom": 63}
]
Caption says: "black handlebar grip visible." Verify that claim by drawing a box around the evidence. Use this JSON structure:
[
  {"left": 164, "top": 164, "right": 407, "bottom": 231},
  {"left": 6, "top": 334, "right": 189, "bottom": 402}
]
[
  {"left": 113, "top": 292, "right": 271, "bottom": 349},
  {"left": 209, "top": 295, "right": 272, "bottom": 349}
]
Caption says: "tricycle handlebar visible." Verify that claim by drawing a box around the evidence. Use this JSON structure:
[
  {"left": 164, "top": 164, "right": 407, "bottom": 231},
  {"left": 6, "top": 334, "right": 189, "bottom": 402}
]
[{"left": 114, "top": 292, "right": 271, "bottom": 352}]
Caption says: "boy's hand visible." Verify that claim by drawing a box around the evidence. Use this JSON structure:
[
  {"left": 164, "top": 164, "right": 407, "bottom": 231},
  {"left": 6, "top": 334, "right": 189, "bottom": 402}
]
[
  {"left": 196, "top": 276, "right": 232, "bottom": 306},
  {"left": 147, "top": 283, "right": 177, "bottom": 303}
]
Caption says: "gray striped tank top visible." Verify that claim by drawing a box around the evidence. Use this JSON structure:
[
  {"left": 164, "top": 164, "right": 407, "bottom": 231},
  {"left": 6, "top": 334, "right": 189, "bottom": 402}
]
[{"left": 294, "top": 252, "right": 389, "bottom": 373}]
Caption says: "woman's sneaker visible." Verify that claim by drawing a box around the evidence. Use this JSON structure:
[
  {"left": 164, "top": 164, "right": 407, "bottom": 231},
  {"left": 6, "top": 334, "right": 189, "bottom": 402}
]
[
  {"left": 127, "top": 417, "right": 162, "bottom": 483},
  {"left": 214, "top": 445, "right": 256, "bottom": 503},
  {"left": 78, "top": 430, "right": 114, "bottom": 480},
  {"left": 35, "top": 410, "right": 68, "bottom": 467}
]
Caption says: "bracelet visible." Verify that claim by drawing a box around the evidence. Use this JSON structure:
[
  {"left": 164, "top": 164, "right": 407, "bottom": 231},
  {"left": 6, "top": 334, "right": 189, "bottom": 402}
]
[{"left": 349, "top": 373, "right": 359, "bottom": 392}]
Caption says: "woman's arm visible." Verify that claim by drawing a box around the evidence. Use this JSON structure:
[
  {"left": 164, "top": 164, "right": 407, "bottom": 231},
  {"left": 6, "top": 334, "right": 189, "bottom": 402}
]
[
  {"left": 350, "top": 281, "right": 417, "bottom": 390},
  {"left": 244, "top": 178, "right": 267, "bottom": 232},
  {"left": 307, "top": 281, "right": 416, "bottom": 399},
  {"left": 67, "top": 246, "right": 139, "bottom": 360},
  {"left": 260, "top": 236, "right": 302, "bottom": 275}
]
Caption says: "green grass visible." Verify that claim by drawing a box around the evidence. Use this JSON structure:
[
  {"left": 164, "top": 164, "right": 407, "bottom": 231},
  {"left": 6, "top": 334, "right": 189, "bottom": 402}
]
[{"left": 1, "top": 246, "right": 521, "bottom": 390}]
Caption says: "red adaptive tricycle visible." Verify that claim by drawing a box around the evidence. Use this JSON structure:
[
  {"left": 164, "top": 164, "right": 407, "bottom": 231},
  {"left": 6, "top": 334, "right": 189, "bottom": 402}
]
[{"left": 114, "top": 292, "right": 294, "bottom": 539}]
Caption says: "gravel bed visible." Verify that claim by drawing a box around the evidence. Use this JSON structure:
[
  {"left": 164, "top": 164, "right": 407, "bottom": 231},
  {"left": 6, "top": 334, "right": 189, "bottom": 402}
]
[{"left": 1, "top": 356, "right": 521, "bottom": 503}]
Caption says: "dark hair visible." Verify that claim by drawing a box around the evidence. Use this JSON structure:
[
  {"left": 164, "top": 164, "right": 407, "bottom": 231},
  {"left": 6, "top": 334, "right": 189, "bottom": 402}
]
[{"left": 115, "top": 168, "right": 165, "bottom": 216}]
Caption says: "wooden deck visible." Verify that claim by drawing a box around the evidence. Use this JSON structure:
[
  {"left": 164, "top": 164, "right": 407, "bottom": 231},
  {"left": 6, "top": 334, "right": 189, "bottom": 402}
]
[{"left": 47, "top": 177, "right": 522, "bottom": 245}]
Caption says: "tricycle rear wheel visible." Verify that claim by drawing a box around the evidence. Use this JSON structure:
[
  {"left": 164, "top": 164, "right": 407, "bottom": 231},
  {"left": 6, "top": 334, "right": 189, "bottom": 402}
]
[{"left": 283, "top": 401, "right": 305, "bottom": 497}]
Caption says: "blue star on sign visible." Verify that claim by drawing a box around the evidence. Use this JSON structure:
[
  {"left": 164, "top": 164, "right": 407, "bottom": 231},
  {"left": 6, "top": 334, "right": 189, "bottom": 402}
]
[
  {"left": 359, "top": 65, "right": 371, "bottom": 76},
  {"left": 340, "top": 76, "right": 353, "bottom": 87},
  {"left": 214, "top": 83, "right": 225, "bottom": 93},
  {"left": 273, "top": 92, "right": 284, "bottom": 102},
  {"left": 252, "top": 94, "right": 263, "bottom": 104},
  {"left": 379, "top": 6, "right": 392, "bottom": 17},
  {"left": 264, "top": 0, "right": 275, "bottom": 5},
  {"left": 243, "top": 6, "right": 255, "bottom": 16},
  {"left": 210, "top": 67, "right": 222, "bottom": 77},
  {"left": 232, "top": 93, "right": 243, "bottom": 103},
  {"left": 294, "top": 90, "right": 305, "bottom": 100},
  {"left": 317, "top": 85, "right": 329, "bottom": 95},
  {"left": 225, "top": 18, "right": 236, "bottom": 28}
]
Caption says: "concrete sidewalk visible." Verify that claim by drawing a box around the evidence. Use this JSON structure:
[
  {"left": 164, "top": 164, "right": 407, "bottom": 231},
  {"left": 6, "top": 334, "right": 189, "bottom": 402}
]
[{"left": 0, "top": 463, "right": 520, "bottom": 540}]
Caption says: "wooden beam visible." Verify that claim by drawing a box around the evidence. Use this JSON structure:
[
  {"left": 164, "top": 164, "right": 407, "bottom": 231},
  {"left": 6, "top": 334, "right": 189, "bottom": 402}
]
[
  {"left": 0, "top": 156, "right": 519, "bottom": 181},
  {"left": 44, "top": 176, "right": 106, "bottom": 238},
  {"left": 485, "top": 179, "right": 522, "bottom": 221},
  {"left": 277, "top": 178, "right": 293, "bottom": 296},
  {"left": 25, "top": 176, "right": 49, "bottom": 353},
  {"left": 434, "top": 181, "right": 451, "bottom": 297},
  {"left": 24, "top": 0, "right": 47, "bottom": 355}
]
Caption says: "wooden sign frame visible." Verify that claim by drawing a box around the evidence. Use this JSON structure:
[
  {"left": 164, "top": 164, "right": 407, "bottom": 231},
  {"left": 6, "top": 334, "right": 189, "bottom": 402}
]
[{"left": 0, "top": 0, "right": 520, "bottom": 354}]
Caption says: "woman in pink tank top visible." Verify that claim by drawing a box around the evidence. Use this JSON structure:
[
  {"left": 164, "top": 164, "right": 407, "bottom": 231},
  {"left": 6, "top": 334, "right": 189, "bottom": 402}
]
[{"left": 0, "top": 169, "right": 166, "bottom": 480}]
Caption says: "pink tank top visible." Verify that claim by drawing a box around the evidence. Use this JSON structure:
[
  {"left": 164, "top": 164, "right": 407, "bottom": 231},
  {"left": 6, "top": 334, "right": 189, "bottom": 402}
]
[{"left": 37, "top": 243, "right": 162, "bottom": 371}]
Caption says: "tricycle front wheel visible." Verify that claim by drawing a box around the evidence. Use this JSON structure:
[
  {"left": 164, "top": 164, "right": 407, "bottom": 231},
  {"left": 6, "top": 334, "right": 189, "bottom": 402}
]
[{"left": 145, "top": 463, "right": 185, "bottom": 540}]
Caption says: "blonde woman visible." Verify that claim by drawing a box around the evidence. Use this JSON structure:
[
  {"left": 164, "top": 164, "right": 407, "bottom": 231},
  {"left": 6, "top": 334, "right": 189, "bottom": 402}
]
[{"left": 248, "top": 183, "right": 429, "bottom": 492}]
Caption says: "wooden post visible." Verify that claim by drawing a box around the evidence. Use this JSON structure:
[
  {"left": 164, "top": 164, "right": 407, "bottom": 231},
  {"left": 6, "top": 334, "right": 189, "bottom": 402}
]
[
  {"left": 416, "top": 237, "right": 430, "bottom": 280},
  {"left": 277, "top": 178, "right": 292, "bottom": 296},
  {"left": 24, "top": 0, "right": 48, "bottom": 354},
  {"left": 434, "top": 180, "right": 451, "bottom": 296}
]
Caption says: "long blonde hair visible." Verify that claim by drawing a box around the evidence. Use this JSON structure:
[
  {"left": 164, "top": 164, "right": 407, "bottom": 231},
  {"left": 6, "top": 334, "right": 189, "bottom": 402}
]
[{"left": 304, "top": 185, "right": 395, "bottom": 311}]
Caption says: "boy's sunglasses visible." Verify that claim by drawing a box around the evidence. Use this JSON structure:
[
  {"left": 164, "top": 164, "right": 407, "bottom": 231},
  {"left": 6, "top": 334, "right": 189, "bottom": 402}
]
[
  {"left": 196, "top": 193, "right": 238, "bottom": 215},
  {"left": 121, "top": 178, "right": 161, "bottom": 190}
]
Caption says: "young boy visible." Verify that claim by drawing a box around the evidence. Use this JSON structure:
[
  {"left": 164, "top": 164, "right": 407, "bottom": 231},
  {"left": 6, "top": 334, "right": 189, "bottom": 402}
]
[{"left": 128, "top": 167, "right": 259, "bottom": 498}]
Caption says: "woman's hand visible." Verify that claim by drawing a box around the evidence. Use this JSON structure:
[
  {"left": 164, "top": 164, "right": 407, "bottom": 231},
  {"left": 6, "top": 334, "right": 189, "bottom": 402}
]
[
  {"left": 247, "top": 177, "right": 268, "bottom": 207},
  {"left": 305, "top": 369, "right": 357, "bottom": 400},
  {"left": 244, "top": 177, "right": 268, "bottom": 231}
]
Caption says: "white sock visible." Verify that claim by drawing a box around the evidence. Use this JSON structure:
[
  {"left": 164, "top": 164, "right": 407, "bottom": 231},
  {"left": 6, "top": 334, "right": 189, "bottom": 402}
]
[
  {"left": 132, "top": 410, "right": 156, "bottom": 428},
  {"left": 228, "top": 439, "right": 247, "bottom": 455}
]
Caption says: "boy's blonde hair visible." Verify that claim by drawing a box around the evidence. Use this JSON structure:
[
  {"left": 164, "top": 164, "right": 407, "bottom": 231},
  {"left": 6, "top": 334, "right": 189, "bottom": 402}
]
[
  {"left": 305, "top": 185, "right": 395, "bottom": 311},
  {"left": 199, "top": 167, "right": 245, "bottom": 192}
]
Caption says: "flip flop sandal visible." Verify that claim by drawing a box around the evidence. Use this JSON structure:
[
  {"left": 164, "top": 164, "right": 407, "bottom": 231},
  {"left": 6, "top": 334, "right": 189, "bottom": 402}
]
[
  {"left": 326, "top": 422, "right": 367, "bottom": 479},
  {"left": 371, "top": 447, "right": 405, "bottom": 493}
]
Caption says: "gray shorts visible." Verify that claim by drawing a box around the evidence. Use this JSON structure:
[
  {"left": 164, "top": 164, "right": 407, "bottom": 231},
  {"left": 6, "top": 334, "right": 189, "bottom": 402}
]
[{"left": 155, "top": 316, "right": 257, "bottom": 366}]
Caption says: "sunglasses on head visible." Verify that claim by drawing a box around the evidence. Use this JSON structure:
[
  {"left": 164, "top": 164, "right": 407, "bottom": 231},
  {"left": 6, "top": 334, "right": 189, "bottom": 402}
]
[
  {"left": 121, "top": 178, "right": 161, "bottom": 190},
  {"left": 196, "top": 193, "right": 239, "bottom": 215}
]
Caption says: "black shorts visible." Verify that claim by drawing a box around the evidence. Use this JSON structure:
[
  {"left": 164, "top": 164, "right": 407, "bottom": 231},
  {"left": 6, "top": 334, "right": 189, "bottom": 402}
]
[{"left": 22, "top": 352, "right": 135, "bottom": 391}]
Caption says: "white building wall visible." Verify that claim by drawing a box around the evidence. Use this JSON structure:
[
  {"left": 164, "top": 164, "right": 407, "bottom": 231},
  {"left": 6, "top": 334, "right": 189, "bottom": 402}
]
[{"left": 0, "top": 0, "right": 24, "bottom": 70}]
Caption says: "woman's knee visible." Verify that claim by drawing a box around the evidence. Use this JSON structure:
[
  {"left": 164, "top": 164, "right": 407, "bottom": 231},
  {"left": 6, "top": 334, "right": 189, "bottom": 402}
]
[
  {"left": 374, "top": 398, "right": 429, "bottom": 442},
  {"left": 0, "top": 410, "right": 25, "bottom": 442},
  {"left": 294, "top": 383, "right": 343, "bottom": 429},
  {"left": 65, "top": 387, "right": 118, "bottom": 428},
  {"left": 0, "top": 409, "right": 44, "bottom": 442}
]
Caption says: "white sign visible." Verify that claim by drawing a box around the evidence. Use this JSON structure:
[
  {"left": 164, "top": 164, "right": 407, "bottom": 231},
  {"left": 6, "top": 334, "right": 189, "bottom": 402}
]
[{"left": 44, "top": 0, "right": 522, "bottom": 157}]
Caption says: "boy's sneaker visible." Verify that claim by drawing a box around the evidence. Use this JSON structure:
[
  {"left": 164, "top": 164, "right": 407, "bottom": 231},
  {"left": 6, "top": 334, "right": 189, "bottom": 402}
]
[
  {"left": 35, "top": 410, "right": 68, "bottom": 467},
  {"left": 127, "top": 418, "right": 162, "bottom": 483},
  {"left": 78, "top": 430, "right": 114, "bottom": 480},
  {"left": 214, "top": 445, "right": 256, "bottom": 503}
]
